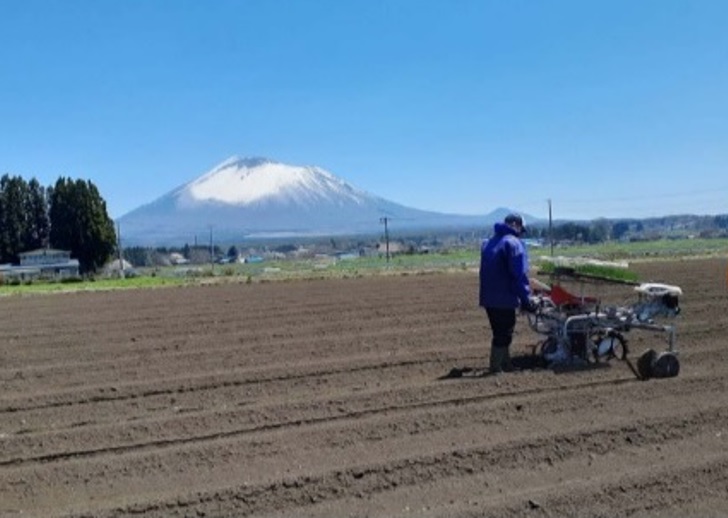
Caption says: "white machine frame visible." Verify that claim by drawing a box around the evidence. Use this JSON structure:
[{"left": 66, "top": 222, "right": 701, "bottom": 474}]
[{"left": 527, "top": 279, "right": 682, "bottom": 375}]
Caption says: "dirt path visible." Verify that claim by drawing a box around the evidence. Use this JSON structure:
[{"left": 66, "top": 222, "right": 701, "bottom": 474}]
[{"left": 1, "top": 258, "right": 727, "bottom": 517}]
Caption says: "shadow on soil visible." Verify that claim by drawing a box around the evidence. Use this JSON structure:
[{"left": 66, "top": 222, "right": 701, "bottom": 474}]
[{"left": 439, "top": 353, "right": 615, "bottom": 380}]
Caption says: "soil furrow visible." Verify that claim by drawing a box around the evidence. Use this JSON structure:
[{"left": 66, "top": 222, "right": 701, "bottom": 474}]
[
  {"left": 2, "top": 259, "right": 724, "bottom": 517},
  {"left": 54, "top": 407, "right": 728, "bottom": 517},
  {"left": 3, "top": 369, "right": 726, "bottom": 469}
]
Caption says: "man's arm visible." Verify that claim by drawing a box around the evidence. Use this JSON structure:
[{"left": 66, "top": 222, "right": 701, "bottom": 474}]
[{"left": 506, "top": 238, "right": 531, "bottom": 306}]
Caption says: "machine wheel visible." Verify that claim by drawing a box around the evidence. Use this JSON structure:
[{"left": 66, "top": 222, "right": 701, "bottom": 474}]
[
  {"left": 541, "top": 337, "right": 570, "bottom": 364},
  {"left": 593, "top": 332, "right": 628, "bottom": 361},
  {"left": 607, "top": 333, "right": 628, "bottom": 360},
  {"left": 636, "top": 349, "right": 680, "bottom": 380},
  {"left": 637, "top": 349, "right": 657, "bottom": 380},
  {"left": 652, "top": 352, "right": 680, "bottom": 378},
  {"left": 540, "top": 337, "right": 559, "bottom": 357}
]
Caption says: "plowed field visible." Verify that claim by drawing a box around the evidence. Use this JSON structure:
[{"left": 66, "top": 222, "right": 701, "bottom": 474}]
[{"left": 2, "top": 258, "right": 727, "bottom": 517}]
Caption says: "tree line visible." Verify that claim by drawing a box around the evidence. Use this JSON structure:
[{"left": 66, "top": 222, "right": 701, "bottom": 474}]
[
  {"left": 122, "top": 244, "right": 228, "bottom": 267},
  {"left": 0, "top": 174, "right": 116, "bottom": 273},
  {"left": 527, "top": 214, "right": 728, "bottom": 243}
]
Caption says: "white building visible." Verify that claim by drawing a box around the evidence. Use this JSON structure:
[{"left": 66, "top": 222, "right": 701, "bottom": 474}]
[{"left": 0, "top": 248, "right": 80, "bottom": 281}]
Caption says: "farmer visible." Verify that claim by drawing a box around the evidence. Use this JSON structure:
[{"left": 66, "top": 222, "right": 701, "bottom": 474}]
[{"left": 479, "top": 213, "right": 535, "bottom": 373}]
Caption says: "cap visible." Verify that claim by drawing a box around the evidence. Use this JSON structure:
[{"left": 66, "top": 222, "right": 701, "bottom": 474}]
[{"left": 504, "top": 213, "right": 527, "bottom": 233}]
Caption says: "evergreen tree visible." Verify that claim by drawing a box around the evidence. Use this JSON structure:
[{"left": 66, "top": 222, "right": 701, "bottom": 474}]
[
  {"left": 612, "top": 221, "right": 631, "bottom": 240},
  {"left": 49, "top": 178, "right": 116, "bottom": 273},
  {"left": 589, "top": 219, "right": 611, "bottom": 243},
  {"left": 715, "top": 215, "right": 728, "bottom": 230},
  {"left": 0, "top": 175, "right": 30, "bottom": 264},
  {"left": 23, "top": 178, "right": 50, "bottom": 251},
  {"left": 123, "top": 246, "right": 150, "bottom": 267}
]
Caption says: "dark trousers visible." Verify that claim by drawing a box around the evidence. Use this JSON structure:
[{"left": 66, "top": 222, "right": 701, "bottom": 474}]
[{"left": 485, "top": 307, "right": 517, "bottom": 349}]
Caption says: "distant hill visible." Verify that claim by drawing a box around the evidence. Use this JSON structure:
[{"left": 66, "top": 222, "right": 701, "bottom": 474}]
[{"left": 117, "top": 156, "right": 536, "bottom": 246}]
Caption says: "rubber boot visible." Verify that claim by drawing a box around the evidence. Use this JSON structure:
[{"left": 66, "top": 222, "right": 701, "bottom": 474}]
[
  {"left": 502, "top": 347, "right": 516, "bottom": 372},
  {"left": 489, "top": 347, "right": 507, "bottom": 373}
]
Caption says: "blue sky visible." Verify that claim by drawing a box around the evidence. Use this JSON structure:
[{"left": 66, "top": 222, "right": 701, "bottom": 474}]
[{"left": 1, "top": 0, "right": 727, "bottom": 221}]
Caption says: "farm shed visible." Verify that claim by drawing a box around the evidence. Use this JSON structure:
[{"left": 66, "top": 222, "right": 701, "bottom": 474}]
[{"left": 0, "top": 248, "right": 80, "bottom": 281}]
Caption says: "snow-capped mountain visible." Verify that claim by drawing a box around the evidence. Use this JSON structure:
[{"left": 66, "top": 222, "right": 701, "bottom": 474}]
[
  {"left": 117, "top": 156, "right": 503, "bottom": 245},
  {"left": 178, "top": 156, "right": 371, "bottom": 208}
]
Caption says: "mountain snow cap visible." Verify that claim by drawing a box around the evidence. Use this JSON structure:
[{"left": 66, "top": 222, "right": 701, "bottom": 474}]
[{"left": 182, "top": 156, "right": 367, "bottom": 207}]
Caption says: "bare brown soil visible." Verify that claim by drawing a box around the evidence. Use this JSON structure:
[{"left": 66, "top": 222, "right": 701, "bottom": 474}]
[{"left": 2, "top": 258, "right": 727, "bottom": 517}]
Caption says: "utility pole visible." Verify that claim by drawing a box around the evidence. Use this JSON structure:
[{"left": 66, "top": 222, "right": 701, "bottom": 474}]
[
  {"left": 380, "top": 217, "right": 390, "bottom": 263},
  {"left": 209, "top": 225, "right": 214, "bottom": 273},
  {"left": 117, "top": 222, "right": 125, "bottom": 279},
  {"left": 548, "top": 199, "right": 554, "bottom": 257}
]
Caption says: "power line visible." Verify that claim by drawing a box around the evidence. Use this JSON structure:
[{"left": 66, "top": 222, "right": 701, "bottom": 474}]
[
  {"left": 507, "top": 187, "right": 727, "bottom": 220},
  {"left": 523, "top": 186, "right": 728, "bottom": 209}
]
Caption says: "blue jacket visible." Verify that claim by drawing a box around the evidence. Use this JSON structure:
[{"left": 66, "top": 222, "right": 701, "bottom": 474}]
[{"left": 479, "top": 222, "right": 531, "bottom": 309}]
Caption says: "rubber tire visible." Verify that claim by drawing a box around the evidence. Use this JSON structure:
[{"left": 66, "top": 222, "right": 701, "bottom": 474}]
[
  {"left": 637, "top": 349, "right": 657, "bottom": 380},
  {"left": 652, "top": 352, "right": 680, "bottom": 378}
]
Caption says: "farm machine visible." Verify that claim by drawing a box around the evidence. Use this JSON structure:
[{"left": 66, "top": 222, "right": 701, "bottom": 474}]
[{"left": 526, "top": 261, "right": 683, "bottom": 380}]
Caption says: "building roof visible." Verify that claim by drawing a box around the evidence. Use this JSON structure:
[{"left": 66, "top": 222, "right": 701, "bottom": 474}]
[{"left": 19, "top": 248, "right": 71, "bottom": 256}]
